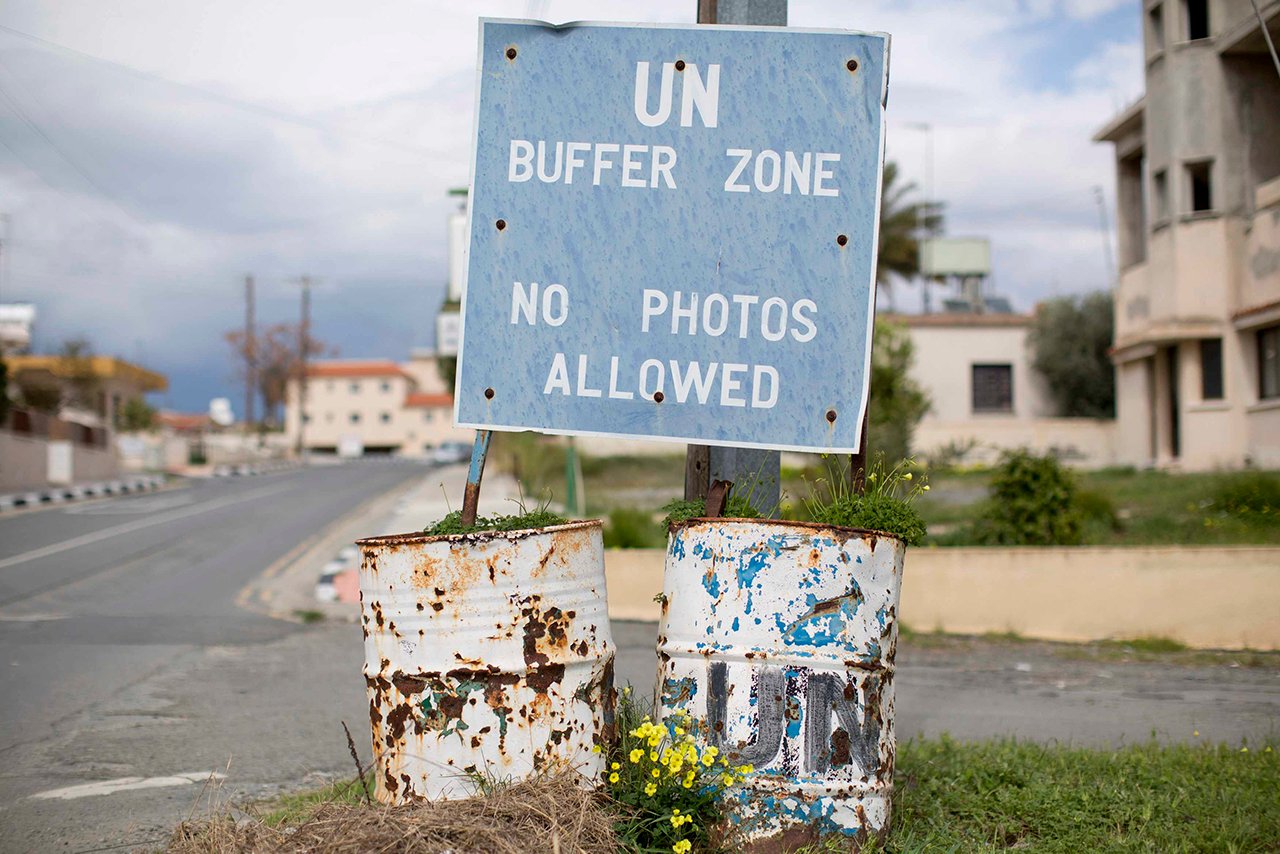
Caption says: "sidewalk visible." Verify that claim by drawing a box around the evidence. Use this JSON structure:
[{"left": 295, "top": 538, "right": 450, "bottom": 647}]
[{"left": 238, "top": 462, "right": 522, "bottom": 622}]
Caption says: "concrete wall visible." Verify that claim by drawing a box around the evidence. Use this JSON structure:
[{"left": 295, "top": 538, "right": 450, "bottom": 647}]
[
  {"left": 71, "top": 442, "right": 119, "bottom": 483},
  {"left": 0, "top": 430, "right": 49, "bottom": 491},
  {"left": 0, "top": 429, "right": 119, "bottom": 490},
  {"left": 604, "top": 546, "right": 1280, "bottom": 650},
  {"left": 912, "top": 417, "right": 1117, "bottom": 468}
]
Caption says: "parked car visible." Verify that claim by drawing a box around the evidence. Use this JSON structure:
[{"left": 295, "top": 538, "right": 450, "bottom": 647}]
[{"left": 431, "top": 442, "right": 470, "bottom": 465}]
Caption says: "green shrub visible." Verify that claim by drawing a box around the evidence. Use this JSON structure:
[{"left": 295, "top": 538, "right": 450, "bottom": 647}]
[
  {"left": 972, "top": 450, "right": 1084, "bottom": 545},
  {"left": 603, "top": 508, "right": 663, "bottom": 549},
  {"left": 1211, "top": 471, "right": 1280, "bottom": 517}
]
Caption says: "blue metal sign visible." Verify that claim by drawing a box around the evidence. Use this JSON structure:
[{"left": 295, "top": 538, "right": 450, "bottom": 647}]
[{"left": 456, "top": 19, "right": 890, "bottom": 453}]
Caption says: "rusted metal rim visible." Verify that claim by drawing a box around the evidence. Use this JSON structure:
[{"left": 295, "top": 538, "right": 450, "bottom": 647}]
[
  {"left": 356, "top": 518, "right": 603, "bottom": 548},
  {"left": 669, "top": 516, "right": 905, "bottom": 545}
]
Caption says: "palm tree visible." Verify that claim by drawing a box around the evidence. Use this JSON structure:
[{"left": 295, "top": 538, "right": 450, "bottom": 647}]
[{"left": 877, "top": 161, "right": 943, "bottom": 310}]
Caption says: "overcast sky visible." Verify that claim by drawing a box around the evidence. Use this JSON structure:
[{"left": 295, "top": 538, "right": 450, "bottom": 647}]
[{"left": 0, "top": 0, "right": 1141, "bottom": 412}]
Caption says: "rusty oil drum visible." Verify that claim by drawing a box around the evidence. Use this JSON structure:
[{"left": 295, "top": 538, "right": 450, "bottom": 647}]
[
  {"left": 356, "top": 520, "right": 615, "bottom": 803},
  {"left": 655, "top": 519, "right": 904, "bottom": 848}
]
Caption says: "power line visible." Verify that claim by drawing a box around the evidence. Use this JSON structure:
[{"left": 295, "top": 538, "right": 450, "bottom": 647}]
[
  {"left": 0, "top": 57, "right": 138, "bottom": 220},
  {"left": 0, "top": 22, "right": 432, "bottom": 157}
]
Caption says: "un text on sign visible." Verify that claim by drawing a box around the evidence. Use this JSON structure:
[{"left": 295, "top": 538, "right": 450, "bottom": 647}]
[{"left": 455, "top": 20, "right": 890, "bottom": 453}]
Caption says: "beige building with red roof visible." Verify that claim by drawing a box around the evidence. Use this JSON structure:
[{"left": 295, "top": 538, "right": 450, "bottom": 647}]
[{"left": 282, "top": 355, "right": 470, "bottom": 456}]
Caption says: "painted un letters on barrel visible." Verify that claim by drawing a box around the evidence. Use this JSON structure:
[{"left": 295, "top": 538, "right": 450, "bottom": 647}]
[{"left": 668, "top": 662, "right": 885, "bottom": 778}]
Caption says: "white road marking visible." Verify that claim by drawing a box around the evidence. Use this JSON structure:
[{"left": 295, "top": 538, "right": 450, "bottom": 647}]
[
  {"left": 0, "top": 482, "right": 294, "bottom": 572},
  {"left": 31, "top": 771, "right": 226, "bottom": 800}
]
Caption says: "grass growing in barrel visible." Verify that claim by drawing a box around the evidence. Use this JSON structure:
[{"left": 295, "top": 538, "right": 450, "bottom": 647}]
[
  {"left": 802, "top": 455, "right": 929, "bottom": 546},
  {"left": 841, "top": 736, "right": 1280, "bottom": 853},
  {"left": 424, "top": 508, "right": 568, "bottom": 535}
]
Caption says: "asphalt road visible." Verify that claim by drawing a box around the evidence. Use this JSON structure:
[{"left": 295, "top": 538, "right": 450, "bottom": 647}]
[{"left": 0, "top": 461, "right": 424, "bottom": 851}]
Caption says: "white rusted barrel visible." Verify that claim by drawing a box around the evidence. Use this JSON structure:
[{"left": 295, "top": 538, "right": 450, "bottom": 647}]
[
  {"left": 655, "top": 519, "right": 904, "bottom": 849},
  {"left": 356, "top": 520, "right": 615, "bottom": 803}
]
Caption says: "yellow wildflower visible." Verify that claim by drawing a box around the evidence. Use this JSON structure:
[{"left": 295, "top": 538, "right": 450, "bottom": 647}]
[
  {"left": 722, "top": 774, "right": 735, "bottom": 786},
  {"left": 609, "top": 772, "right": 619, "bottom": 783},
  {"left": 644, "top": 782, "right": 658, "bottom": 796},
  {"left": 650, "top": 751, "right": 659, "bottom": 762},
  {"left": 673, "top": 841, "right": 692, "bottom": 854},
  {"left": 737, "top": 764, "right": 754, "bottom": 774},
  {"left": 652, "top": 768, "right": 661, "bottom": 778},
  {"left": 629, "top": 748, "right": 645, "bottom": 763},
  {"left": 611, "top": 762, "right": 620, "bottom": 770},
  {"left": 591, "top": 745, "right": 601, "bottom": 754}
]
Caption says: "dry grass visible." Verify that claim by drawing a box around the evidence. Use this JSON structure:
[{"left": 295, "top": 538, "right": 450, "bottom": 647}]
[{"left": 168, "top": 774, "right": 620, "bottom": 854}]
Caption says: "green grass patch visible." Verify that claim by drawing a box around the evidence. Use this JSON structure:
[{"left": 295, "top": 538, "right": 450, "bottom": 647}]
[
  {"left": 292, "top": 609, "right": 325, "bottom": 624},
  {"left": 870, "top": 736, "right": 1279, "bottom": 853},
  {"left": 252, "top": 774, "right": 371, "bottom": 827},
  {"left": 919, "top": 468, "right": 1280, "bottom": 547},
  {"left": 1099, "top": 635, "right": 1188, "bottom": 654}
]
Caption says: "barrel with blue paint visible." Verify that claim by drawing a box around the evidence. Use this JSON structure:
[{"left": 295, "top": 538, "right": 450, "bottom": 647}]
[{"left": 655, "top": 519, "right": 904, "bottom": 849}]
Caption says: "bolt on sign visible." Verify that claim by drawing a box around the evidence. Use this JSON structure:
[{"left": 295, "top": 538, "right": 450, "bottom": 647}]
[{"left": 456, "top": 19, "right": 890, "bottom": 453}]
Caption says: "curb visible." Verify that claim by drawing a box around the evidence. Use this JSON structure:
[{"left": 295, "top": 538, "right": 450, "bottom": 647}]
[
  {"left": 0, "top": 474, "right": 166, "bottom": 513},
  {"left": 210, "top": 460, "right": 303, "bottom": 478}
]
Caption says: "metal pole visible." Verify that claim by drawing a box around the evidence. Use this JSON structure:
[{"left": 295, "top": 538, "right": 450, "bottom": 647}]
[
  {"left": 461, "top": 430, "right": 493, "bottom": 527},
  {"left": 244, "top": 274, "right": 256, "bottom": 432},
  {"left": 683, "top": 0, "right": 785, "bottom": 516},
  {"left": 296, "top": 275, "right": 311, "bottom": 458}
]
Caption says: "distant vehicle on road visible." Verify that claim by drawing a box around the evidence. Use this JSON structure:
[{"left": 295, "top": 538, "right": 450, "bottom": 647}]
[{"left": 431, "top": 442, "right": 470, "bottom": 465}]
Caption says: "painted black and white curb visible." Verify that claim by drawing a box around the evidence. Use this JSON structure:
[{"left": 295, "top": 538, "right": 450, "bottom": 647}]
[{"left": 0, "top": 474, "right": 166, "bottom": 512}]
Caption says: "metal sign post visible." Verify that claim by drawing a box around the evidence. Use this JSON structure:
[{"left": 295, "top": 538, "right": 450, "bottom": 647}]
[{"left": 454, "top": 19, "right": 890, "bottom": 464}]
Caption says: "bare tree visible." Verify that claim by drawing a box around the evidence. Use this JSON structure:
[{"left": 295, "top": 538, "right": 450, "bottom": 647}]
[{"left": 225, "top": 323, "right": 331, "bottom": 428}]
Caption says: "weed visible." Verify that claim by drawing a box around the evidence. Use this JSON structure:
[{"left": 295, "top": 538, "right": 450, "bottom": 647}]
[
  {"left": 660, "top": 494, "right": 763, "bottom": 529},
  {"left": 802, "top": 454, "right": 929, "bottom": 545},
  {"left": 252, "top": 773, "right": 372, "bottom": 827},
  {"left": 424, "top": 488, "right": 568, "bottom": 536},
  {"left": 293, "top": 609, "right": 325, "bottom": 624},
  {"left": 604, "top": 687, "right": 752, "bottom": 854}
]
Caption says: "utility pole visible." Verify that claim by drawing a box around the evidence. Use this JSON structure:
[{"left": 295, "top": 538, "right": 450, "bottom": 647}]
[
  {"left": 244, "top": 274, "right": 256, "bottom": 433},
  {"left": 684, "top": 0, "right": 786, "bottom": 514},
  {"left": 296, "top": 275, "right": 312, "bottom": 458}
]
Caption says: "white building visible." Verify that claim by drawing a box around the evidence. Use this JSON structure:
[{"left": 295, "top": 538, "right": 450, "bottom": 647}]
[
  {"left": 1095, "top": 0, "right": 1280, "bottom": 469},
  {"left": 892, "top": 313, "right": 1118, "bottom": 467},
  {"left": 283, "top": 355, "right": 471, "bottom": 456}
]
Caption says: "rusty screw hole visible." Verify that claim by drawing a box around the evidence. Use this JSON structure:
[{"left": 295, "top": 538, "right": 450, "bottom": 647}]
[
  {"left": 826, "top": 409, "right": 838, "bottom": 423},
  {"left": 495, "top": 219, "right": 506, "bottom": 231},
  {"left": 846, "top": 59, "right": 859, "bottom": 72},
  {"left": 506, "top": 47, "right": 517, "bottom": 60},
  {"left": 484, "top": 387, "right": 495, "bottom": 400},
  {"left": 675, "top": 60, "right": 686, "bottom": 71},
  {"left": 653, "top": 391, "right": 665, "bottom": 403},
  {"left": 836, "top": 234, "right": 849, "bottom": 247}
]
